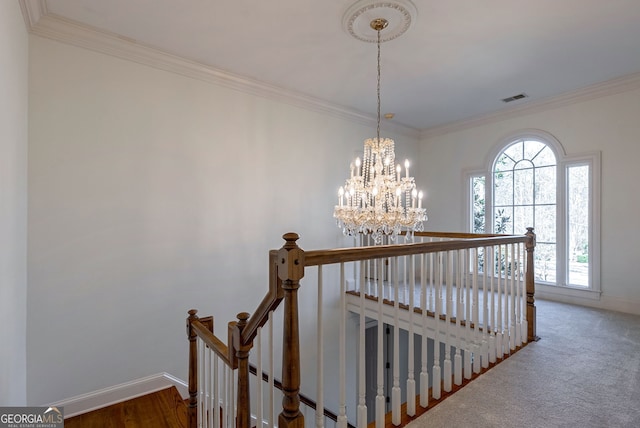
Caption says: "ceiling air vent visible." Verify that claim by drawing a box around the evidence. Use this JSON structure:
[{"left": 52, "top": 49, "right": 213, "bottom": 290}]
[{"left": 502, "top": 93, "right": 528, "bottom": 103}]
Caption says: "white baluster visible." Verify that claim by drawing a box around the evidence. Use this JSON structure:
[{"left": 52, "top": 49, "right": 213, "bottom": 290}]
[
  {"left": 204, "top": 342, "right": 209, "bottom": 428},
  {"left": 234, "top": 367, "right": 238, "bottom": 428},
  {"left": 375, "top": 258, "right": 385, "bottom": 428},
  {"left": 358, "top": 260, "right": 367, "bottom": 428},
  {"left": 268, "top": 311, "right": 274, "bottom": 428},
  {"left": 392, "top": 257, "right": 401, "bottom": 426},
  {"left": 464, "top": 249, "right": 472, "bottom": 380},
  {"left": 407, "top": 254, "right": 416, "bottom": 416},
  {"left": 504, "top": 244, "right": 511, "bottom": 355},
  {"left": 207, "top": 347, "right": 212, "bottom": 428},
  {"left": 214, "top": 354, "right": 220, "bottom": 428},
  {"left": 229, "top": 367, "right": 235, "bottom": 428},
  {"left": 420, "top": 253, "right": 429, "bottom": 408},
  {"left": 198, "top": 338, "right": 204, "bottom": 427},
  {"left": 496, "top": 245, "right": 504, "bottom": 359},
  {"left": 317, "top": 266, "right": 324, "bottom": 428},
  {"left": 443, "top": 251, "right": 452, "bottom": 392},
  {"left": 432, "top": 253, "right": 442, "bottom": 400},
  {"left": 520, "top": 242, "right": 529, "bottom": 344},
  {"left": 510, "top": 244, "right": 517, "bottom": 351},
  {"left": 429, "top": 246, "right": 434, "bottom": 315},
  {"left": 481, "top": 246, "right": 489, "bottom": 369},
  {"left": 472, "top": 248, "right": 481, "bottom": 374},
  {"left": 221, "top": 363, "right": 227, "bottom": 428},
  {"left": 256, "top": 328, "right": 262, "bottom": 428},
  {"left": 338, "top": 263, "right": 348, "bottom": 428},
  {"left": 515, "top": 243, "right": 522, "bottom": 347},
  {"left": 454, "top": 249, "right": 463, "bottom": 386},
  {"left": 488, "top": 246, "right": 496, "bottom": 364}
]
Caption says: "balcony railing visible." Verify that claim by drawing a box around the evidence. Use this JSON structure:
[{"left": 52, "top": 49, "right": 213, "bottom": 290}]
[{"left": 186, "top": 229, "right": 537, "bottom": 428}]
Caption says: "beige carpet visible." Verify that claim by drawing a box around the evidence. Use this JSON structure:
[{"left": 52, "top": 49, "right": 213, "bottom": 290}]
[{"left": 406, "top": 299, "right": 640, "bottom": 428}]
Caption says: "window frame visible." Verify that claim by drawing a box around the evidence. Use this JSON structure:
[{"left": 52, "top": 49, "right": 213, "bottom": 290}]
[{"left": 464, "top": 129, "right": 601, "bottom": 298}]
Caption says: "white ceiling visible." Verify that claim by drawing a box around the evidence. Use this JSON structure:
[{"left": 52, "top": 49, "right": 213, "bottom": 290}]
[{"left": 29, "top": 0, "right": 640, "bottom": 133}]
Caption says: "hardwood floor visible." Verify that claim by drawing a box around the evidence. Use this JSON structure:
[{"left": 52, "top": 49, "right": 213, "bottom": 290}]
[{"left": 64, "top": 386, "right": 187, "bottom": 428}]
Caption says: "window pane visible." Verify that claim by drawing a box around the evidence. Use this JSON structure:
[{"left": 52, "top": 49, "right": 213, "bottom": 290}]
[
  {"left": 568, "top": 165, "right": 590, "bottom": 287},
  {"left": 495, "top": 153, "right": 514, "bottom": 172},
  {"left": 513, "top": 160, "right": 534, "bottom": 170},
  {"left": 514, "top": 165, "right": 534, "bottom": 205},
  {"left": 524, "top": 140, "right": 546, "bottom": 161},
  {"left": 514, "top": 206, "right": 533, "bottom": 235},
  {"left": 472, "top": 176, "right": 485, "bottom": 233},
  {"left": 535, "top": 242, "right": 556, "bottom": 283},
  {"left": 494, "top": 171, "right": 513, "bottom": 206},
  {"left": 535, "top": 205, "right": 556, "bottom": 243},
  {"left": 535, "top": 166, "right": 556, "bottom": 204},
  {"left": 532, "top": 146, "right": 556, "bottom": 167},
  {"left": 504, "top": 141, "right": 523, "bottom": 162},
  {"left": 494, "top": 207, "right": 513, "bottom": 234}
]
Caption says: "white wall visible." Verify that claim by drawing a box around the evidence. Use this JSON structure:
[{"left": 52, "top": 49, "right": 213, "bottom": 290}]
[
  {"left": 0, "top": 0, "right": 28, "bottom": 406},
  {"left": 27, "top": 35, "right": 419, "bottom": 405},
  {"left": 417, "top": 87, "right": 640, "bottom": 314}
]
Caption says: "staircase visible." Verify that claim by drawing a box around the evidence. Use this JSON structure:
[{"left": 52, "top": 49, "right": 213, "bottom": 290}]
[{"left": 64, "top": 386, "right": 187, "bottom": 428}]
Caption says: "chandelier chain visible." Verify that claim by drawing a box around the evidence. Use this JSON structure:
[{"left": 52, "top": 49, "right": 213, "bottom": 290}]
[{"left": 376, "top": 27, "right": 381, "bottom": 143}]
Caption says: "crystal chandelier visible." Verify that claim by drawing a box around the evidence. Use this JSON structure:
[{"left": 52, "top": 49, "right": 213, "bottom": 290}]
[{"left": 334, "top": 17, "right": 427, "bottom": 244}]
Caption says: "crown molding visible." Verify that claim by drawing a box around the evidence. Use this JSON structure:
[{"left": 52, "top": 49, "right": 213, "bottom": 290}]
[
  {"left": 421, "top": 71, "right": 640, "bottom": 139},
  {"left": 19, "top": 0, "right": 47, "bottom": 30},
  {"left": 26, "top": 12, "right": 420, "bottom": 139}
]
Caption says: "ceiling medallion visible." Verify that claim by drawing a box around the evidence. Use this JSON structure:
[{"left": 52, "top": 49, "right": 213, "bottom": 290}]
[{"left": 342, "top": 0, "right": 418, "bottom": 43}]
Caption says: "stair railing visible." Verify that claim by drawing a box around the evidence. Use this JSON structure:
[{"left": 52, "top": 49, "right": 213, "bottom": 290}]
[{"left": 187, "top": 229, "right": 536, "bottom": 428}]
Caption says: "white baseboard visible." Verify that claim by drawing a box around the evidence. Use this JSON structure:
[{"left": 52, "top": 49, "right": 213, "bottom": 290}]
[
  {"left": 598, "top": 294, "right": 640, "bottom": 316},
  {"left": 48, "top": 372, "right": 188, "bottom": 419},
  {"left": 536, "top": 286, "right": 640, "bottom": 316}
]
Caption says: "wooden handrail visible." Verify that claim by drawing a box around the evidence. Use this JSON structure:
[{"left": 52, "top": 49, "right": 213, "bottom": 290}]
[
  {"left": 190, "top": 317, "right": 235, "bottom": 368},
  {"left": 304, "top": 234, "right": 530, "bottom": 266},
  {"left": 241, "top": 250, "right": 283, "bottom": 346}
]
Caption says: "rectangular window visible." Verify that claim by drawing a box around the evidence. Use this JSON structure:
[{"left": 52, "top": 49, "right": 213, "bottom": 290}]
[
  {"left": 567, "top": 164, "right": 590, "bottom": 287},
  {"left": 471, "top": 175, "right": 485, "bottom": 233}
]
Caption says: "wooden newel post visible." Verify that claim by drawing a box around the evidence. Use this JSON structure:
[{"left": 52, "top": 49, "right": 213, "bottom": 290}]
[
  {"left": 525, "top": 227, "right": 539, "bottom": 342},
  {"left": 277, "top": 233, "right": 305, "bottom": 428},
  {"left": 186, "top": 309, "right": 199, "bottom": 428},
  {"left": 232, "top": 312, "right": 253, "bottom": 428}
]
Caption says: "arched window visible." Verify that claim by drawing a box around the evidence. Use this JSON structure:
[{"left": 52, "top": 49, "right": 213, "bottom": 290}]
[
  {"left": 494, "top": 139, "right": 558, "bottom": 281},
  {"left": 467, "top": 130, "right": 600, "bottom": 296}
]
